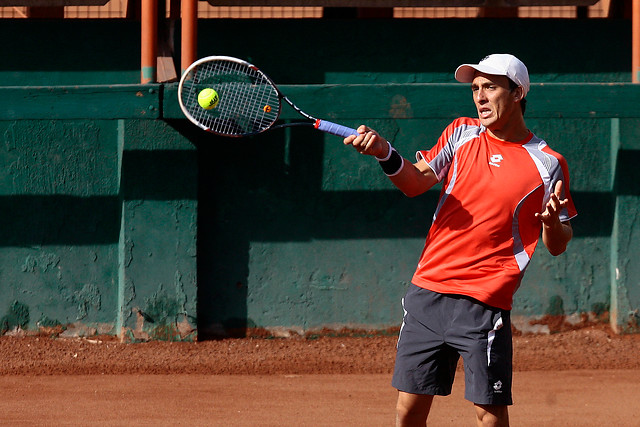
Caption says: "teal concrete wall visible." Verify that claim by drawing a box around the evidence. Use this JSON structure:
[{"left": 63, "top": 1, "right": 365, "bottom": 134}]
[
  {"left": 0, "top": 20, "right": 140, "bottom": 85},
  {"left": 0, "top": 18, "right": 638, "bottom": 339},
  {"left": 0, "top": 86, "right": 197, "bottom": 340},
  {"left": 165, "top": 83, "right": 640, "bottom": 336}
]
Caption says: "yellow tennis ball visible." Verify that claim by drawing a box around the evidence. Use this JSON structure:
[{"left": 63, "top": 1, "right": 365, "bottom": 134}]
[{"left": 198, "top": 88, "right": 219, "bottom": 110}]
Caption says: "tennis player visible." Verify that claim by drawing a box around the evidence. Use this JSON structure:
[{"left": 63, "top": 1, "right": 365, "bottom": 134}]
[{"left": 344, "top": 54, "right": 577, "bottom": 427}]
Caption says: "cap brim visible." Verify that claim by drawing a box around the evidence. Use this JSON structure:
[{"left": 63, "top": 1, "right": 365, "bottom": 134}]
[{"left": 455, "top": 63, "right": 507, "bottom": 83}]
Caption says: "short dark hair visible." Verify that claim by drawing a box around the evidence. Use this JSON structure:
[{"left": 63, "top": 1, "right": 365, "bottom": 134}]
[{"left": 507, "top": 78, "right": 527, "bottom": 115}]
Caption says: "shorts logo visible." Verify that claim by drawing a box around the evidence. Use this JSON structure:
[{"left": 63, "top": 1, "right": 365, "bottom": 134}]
[
  {"left": 493, "top": 380, "right": 503, "bottom": 393},
  {"left": 489, "top": 154, "right": 503, "bottom": 167}
]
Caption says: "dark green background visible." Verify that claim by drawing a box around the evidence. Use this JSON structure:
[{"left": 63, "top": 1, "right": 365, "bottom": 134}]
[{"left": 0, "top": 17, "right": 637, "bottom": 338}]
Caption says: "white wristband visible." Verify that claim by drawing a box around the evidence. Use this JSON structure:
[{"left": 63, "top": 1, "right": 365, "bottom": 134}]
[{"left": 375, "top": 141, "right": 394, "bottom": 161}]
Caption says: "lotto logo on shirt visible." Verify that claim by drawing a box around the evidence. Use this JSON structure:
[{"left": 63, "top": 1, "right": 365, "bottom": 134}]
[{"left": 489, "top": 154, "right": 503, "bottom": 167}]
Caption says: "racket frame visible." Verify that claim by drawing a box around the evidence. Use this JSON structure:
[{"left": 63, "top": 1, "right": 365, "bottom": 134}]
[{"left": 178, "top": 55, "right": 357, "bottom": 138}]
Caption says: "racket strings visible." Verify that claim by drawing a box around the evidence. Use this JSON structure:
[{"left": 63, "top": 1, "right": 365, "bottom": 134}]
[{"left": 182, "top": 59, "right": 280, "bottom": 136}]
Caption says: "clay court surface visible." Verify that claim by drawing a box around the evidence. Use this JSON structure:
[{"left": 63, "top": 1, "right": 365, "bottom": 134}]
[{"left": 1, "top": 324, "right": 639, "bottom": 426}]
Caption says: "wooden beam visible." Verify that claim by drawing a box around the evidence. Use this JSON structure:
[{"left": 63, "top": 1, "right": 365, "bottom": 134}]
[{"left": 0, "top": 85, "right": 161, "bottom": 120}]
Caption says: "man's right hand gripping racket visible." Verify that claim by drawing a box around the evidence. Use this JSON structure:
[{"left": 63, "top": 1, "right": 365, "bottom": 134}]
[{"left": 178, "top": 56, "right": 358, "bottom": 138}]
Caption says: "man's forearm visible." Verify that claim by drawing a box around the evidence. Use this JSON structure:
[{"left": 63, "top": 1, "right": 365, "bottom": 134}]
[{"left": 542, "top": 221, "right": 573, "bottom": 256}]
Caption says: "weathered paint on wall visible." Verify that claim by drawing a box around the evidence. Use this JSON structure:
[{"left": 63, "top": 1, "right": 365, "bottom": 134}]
[
  {"left": 2, "top": 85, "right": 638, "bottom": 338},
  {"left": 178, "top": 81, "right": 640, "bottom": 336},
  {"left": 117, "top": 119, "right": 198, "bottom": 340},
  {"left": 0, "top": 88, "right": 197, "bottom": 340},
  {"left": 0, "top": 18, "right": 638, "bottom": 339}
]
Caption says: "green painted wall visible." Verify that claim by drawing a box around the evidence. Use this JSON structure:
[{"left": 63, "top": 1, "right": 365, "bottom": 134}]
[
  {"left": 0, "top": 18, "right": 638, "bottom": 339},
  {"left": 0, "top": 20, "right": 140, "bottom": 85},
  {"left": 166, "top": 83, "right": 640, "bottom": 336},
  {"left": 0, "top": 86, "right": 197, "bottom": 340}
]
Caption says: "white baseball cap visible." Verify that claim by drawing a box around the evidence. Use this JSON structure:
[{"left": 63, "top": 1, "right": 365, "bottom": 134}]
[{"left": 455, "top": 54, "right": 530, "bottom": 97}]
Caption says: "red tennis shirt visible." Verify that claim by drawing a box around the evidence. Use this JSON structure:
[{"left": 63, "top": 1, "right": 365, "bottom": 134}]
[{"left": 412, "top": 117, "right": 578, "bottom": 310}]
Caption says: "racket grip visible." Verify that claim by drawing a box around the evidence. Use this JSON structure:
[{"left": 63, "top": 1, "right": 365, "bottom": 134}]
[{"left": 314, "top": 120, "right": 358, "bottom": 138}]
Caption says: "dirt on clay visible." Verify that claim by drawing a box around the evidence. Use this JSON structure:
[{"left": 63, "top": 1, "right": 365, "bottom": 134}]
[{"left": 1, "top": 319, "right": 639, "bottom": 376}]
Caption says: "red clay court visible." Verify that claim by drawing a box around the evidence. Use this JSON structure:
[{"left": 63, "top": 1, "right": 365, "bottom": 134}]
[{"left": 1, "top": 324, "right": 639, "bottom": 426}]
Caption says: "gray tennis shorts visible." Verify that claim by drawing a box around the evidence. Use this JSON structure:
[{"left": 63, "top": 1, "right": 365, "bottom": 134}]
[{"left": 391, "top": 284, "right": 513, "bottom": 406}]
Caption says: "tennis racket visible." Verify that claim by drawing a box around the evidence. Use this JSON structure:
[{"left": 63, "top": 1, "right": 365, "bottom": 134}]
[{"left": 178, "top": 56, "right": 358, "bottom": 138}]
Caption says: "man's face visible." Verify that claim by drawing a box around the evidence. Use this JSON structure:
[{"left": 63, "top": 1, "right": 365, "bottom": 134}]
[{"left": 471, "top": 72, "right": 521, "bottom": 132}]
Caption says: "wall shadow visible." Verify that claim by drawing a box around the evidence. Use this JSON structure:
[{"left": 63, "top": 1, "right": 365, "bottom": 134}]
[
  {"left": 0, "top": 195, "right": 120, "bottom": 246},
  {"left": 190, "top": 121, "right": 616, "bottom": 338}
]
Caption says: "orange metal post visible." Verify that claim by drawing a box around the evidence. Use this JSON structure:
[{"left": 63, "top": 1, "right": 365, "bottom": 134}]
[
  {"left": 181, "top": 0, "right": 198, "bottom": 75},
  {"left": 634, "top": 0, "right": 640, "bottom": 82},
  {"left": 141, "top": 0, "right": 158, "bottom": 84}
]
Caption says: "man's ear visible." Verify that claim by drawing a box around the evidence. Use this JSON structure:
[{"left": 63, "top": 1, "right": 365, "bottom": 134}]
[{"left": 513, "top": 86, "right": 524, "bottom": 102}]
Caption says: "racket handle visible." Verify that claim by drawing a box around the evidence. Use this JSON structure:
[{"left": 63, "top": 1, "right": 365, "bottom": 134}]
[{"left": 314, "top": 120, "right": 358, "bottom": 138}]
